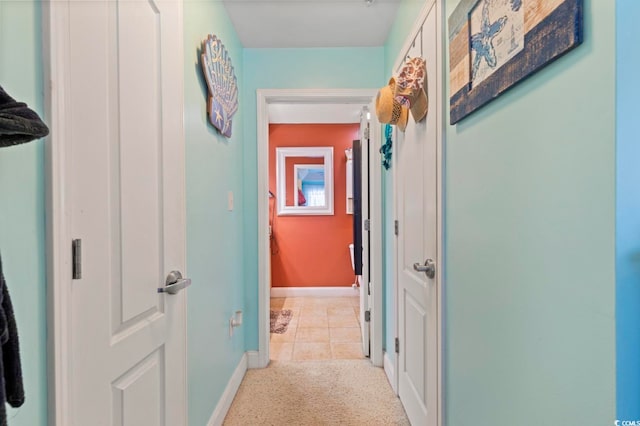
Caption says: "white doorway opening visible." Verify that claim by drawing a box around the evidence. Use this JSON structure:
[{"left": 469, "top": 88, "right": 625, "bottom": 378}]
[{"left": 254, "top": 89, "right": 384, "bottom": 368}]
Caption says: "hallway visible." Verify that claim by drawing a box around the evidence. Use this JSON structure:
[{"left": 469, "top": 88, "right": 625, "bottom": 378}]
[
  {"left": 1, "top": 0, "right": 628, "bottom": 425},
  {"left": 223, "top": 359, "right": 409, "bottom": 425},
  {"left": 223, "top": 296, "right": 408, "bottom": 424}
]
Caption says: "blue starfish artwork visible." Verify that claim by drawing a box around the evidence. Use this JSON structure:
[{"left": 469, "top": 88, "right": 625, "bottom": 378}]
[{"left": 471, "top": 0, "right": 508, "bottom": 80}]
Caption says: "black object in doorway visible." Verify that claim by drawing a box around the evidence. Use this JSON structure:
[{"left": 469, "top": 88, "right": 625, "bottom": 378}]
[{"left": 352, "top": 139, "right": 363, "bottom": 276}]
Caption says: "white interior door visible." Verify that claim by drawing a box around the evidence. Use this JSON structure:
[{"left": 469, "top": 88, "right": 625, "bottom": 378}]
[
  {"left": 395, "top": 2, "right": 439, "bottom": 425},
  {"left": 61, "top": 1, "right": 187, "bottom": 424},
  {"left": 358, "top": 109, "right": 371, "bottom": 357}
]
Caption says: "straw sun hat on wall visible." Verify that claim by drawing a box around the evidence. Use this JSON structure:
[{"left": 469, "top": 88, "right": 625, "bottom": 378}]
[
  {"left": 395, "top": 56, "right": 428, "bottom": 123},
  {"left": 375, "top": 77, "right": 408, "bottom": 132},
  {"left": 375, "top": 57, "right": 428, "bottom": 132}
]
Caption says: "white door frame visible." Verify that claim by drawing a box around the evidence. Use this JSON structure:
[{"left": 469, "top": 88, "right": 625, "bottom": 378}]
[
  {"left": 255, "top": 89, "right": 384, "bottom": 368},
  {"left": 43, "top": 3, "right": 74, "bottom": 423},
  {"left": 42, "top": 2, "right": 187, "bottom": 424},
  {"left": 391, "top": 1, "right": 445, "bottom": 425}
]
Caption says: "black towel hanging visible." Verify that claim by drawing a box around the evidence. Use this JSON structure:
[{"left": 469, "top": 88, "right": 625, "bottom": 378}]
[
  {"left": 0, "top": 85, "right": 49, "bottom": 146},
  {"left": 0, "top": 254, "right": 25, "bottom": 426}
]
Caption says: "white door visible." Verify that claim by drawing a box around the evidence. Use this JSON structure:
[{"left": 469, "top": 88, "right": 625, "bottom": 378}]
[
  {"left": 353, "top": 138, "right": 370, "bottom": 357},
  {"left": 357, "top": 103, "right": 381, "bottom": 358},
  {"left": 358, "top": 108, "right": 371, "bottom": 357},
  {"left": 395, "top": 2, "right": 439, "bottom": 425},
  {"left": 62, "top": 1, "right": 187, "bottom": 424}
]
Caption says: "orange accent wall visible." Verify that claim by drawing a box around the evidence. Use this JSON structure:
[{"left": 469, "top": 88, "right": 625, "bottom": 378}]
[{"left": 269, "top": 123, "right": 359, "bottom": 287}]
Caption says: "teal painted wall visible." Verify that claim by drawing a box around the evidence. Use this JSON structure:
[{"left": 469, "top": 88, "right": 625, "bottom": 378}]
[
  {"left": 381, "top": 0, "right": 426, "bottom": 362},
  {"left": 616, "top": 0, "right": 640, "bottom": 420},
  {"left": 444, "top": 0, "right": 616, "bottom": 424},
  {"left": 183, "top": 3, "right": 246, "bottom": 425},
  {"left": 0, "top": 2, "right": 47, "bottom": 426},
  {"left": 242, "top": 47, "right": 385, "bottom": 349},
  {"left": 384, "top": 0, "right": 425, "bottom": 73}
]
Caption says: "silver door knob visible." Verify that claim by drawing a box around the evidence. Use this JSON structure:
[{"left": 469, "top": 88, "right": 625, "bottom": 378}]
[
  {"left": 158, "top": 270, "right": 192, "bottom": 295},
  {"left": 413, "top": 259, "right": 435, "bottom": 279}
]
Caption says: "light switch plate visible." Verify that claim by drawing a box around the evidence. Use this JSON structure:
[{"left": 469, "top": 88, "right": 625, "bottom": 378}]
[{"left": 228, "top": 191, "right": 234, "bottom": 211}]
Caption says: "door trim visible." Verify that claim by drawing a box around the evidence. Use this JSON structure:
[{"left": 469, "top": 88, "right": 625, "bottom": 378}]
[
  {"left": 255, "top": 88, "right": 383, "bottom": 368},
  {"left": 42, "top": 2, "right": 188, "bottom": 424},
  {"left": 391, "top": 1, "right": 445, "bottom": 425},
  {"left": 43, "top": 2, "right": 73, "bottom": 424}
]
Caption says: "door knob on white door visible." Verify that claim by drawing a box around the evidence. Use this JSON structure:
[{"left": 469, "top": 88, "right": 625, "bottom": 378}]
[
  {"left": 158, "top": 270, "right": 192, "bottom": 295},
  {"left": 413, "top": 259, "right": 435, "bottom": 279}
]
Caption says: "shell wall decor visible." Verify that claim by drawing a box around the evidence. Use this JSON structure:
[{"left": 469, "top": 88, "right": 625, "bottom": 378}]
[{"left": 201, "top": 35, "right": 238, "bottom": 138}]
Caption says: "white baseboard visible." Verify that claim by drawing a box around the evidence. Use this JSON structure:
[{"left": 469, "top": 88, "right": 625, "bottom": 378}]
[
  {"left": 384, "top": 351, "right": 397, "bottom": 394},
  {"left": 247, "top": 350, "right": 267, "bottom": 369},
  {"left": 270, "top": 286, "right": 359, "bottom": 298},
  {"left": 207, "top": 353, "right": 248, "bottom": 426}
]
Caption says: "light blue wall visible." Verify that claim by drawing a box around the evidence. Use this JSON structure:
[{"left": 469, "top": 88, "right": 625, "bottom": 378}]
[
  {"left": 183, "top": 3, "right": 246, "bottom": 425},
  {"left": 616, "top": 0, "right": 640, "bottom": 420},
  {"left": 444, "top": 0, "right": 616, "bottom": 424},
  {"left": 242, "top": 47, "right": 385, "bottom": 349},
  {"left": 0, "top": 2, "right": 47, "bottom": 426},
  {"left": 381, "top": 0, "right": 425, "bottom": 362},
  {"left": 384, "top": 0, "right": 425, "bottom": 73}
]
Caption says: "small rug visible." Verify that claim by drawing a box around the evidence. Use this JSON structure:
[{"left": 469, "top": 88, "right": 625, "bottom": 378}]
[{"left": 270, "top": 309, "right": 293, "bottom": 334}]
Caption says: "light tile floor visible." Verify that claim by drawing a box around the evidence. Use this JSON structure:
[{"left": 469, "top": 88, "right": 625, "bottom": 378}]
[{"left": 270, "top": 296, "right": 364, "bottom": 361}]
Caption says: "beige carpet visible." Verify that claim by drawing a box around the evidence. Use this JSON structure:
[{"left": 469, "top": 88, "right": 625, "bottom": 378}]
[{"left": 223, "top": 360, "right": 410, "bottom": 425}]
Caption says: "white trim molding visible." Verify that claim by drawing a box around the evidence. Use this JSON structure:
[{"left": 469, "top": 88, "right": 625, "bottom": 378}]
[
  {"left": 383, "top": 351, "right": 397, "bottom": 395},
  {"left": 43, "top": 2, "right": 72, "bottom": 425},
  {"left": 246, "top": 351, "right": 263, "bottom": 369},
  {"left": 207, "top": 353, "right": 248, "bottom": 426},
  {"left": 256, "top": 88, "right": 383, "bottom": 370},
  {"left": 436, "top": 3, "right": 447, "bottom": 426}
]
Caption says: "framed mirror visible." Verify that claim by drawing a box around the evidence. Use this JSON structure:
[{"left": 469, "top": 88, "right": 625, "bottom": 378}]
[{"left": 276, "top": 146, "right": 334, "bottom": 215}]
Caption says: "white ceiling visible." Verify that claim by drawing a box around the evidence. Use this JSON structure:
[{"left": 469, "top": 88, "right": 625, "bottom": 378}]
[
  {"left": 268, "top": 103, "right": 366, "bottom": 123},
  {"left": 222, "top": 0, "right": 401, "bottom": 48}
]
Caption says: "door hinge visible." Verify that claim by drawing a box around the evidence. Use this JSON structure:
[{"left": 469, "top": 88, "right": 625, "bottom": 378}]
[
  {"left": 394, "top": 220, "right": 399, "bottom": 236},
  {"left": 364, "top": 310, "right": 371, "bottom": 322},
  {"left": 364, "top": 219, "right": 370, "bottom": 232},
  {"left": 395, "top": 337, "right": 400, "bottom": 354},
  {"left": 72, "top": 239, "right": 82, "bottom": 280},
  {"left": 364, "top": 123, "right": 370, "bottom": 140}
]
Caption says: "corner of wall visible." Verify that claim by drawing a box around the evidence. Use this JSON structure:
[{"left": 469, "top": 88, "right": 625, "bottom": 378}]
[{"left": 615, "top": 0, "right": 640, "bottom": 420}]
